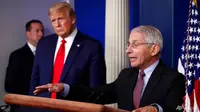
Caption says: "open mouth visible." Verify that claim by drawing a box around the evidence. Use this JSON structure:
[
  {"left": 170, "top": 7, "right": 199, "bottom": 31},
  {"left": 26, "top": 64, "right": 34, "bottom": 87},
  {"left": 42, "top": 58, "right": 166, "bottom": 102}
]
[{"left": 129, "top": 57, "right": 136, "bottom": 61}]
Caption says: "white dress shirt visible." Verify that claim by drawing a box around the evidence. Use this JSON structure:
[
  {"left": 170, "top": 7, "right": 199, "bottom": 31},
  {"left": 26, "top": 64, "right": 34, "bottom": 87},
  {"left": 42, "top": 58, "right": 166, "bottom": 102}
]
[
  {"left": 27, "top": 42, "right": 36, "bottom": 55},
  {"left": 54, "top": 28, "right": 78, "bottom": 63},
  {"left": 141, "top": 60, "right": 159, "bottom": 96}
]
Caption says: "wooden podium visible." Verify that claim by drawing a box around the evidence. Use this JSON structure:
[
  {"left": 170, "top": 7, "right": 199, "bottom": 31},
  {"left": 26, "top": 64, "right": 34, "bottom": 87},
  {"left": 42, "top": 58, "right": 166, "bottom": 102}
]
[{"left": 4, "top": 94, "right": 129, "bottom": 112}]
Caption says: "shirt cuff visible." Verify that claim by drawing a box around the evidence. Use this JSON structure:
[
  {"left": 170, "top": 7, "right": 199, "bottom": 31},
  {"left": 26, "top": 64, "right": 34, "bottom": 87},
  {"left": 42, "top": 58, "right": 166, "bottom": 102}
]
[
  {"left": 60, "top": 84, "right": 70, "bottom": 97},
  {"left": 151, "top": 103, "right": 163, "bottom": 112}
]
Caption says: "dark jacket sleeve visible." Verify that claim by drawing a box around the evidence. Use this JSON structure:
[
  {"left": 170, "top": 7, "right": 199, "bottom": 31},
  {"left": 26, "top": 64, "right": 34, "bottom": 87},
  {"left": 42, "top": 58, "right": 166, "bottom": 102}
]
[
  {"left": 88, "top": 41, "right": 106, "bottom": 88},
  {"left": 62, "top": 82, "right": 117, "bottom": 105},
  {"left": 162, "top": 73, "right": 185, "bottom": 112},
  {"left": 5, "top": 52, "right": 20, "bottom": 93}
]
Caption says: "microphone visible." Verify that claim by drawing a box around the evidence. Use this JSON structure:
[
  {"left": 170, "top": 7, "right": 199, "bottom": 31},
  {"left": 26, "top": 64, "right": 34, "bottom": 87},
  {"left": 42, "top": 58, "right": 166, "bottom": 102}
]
[
  {"left": 86, "top": 91, "right": 104, "bottom": 104},
  {"left": 86, "top": 92, "right": 94, "bottom": 102},
  {"left": 93, "top": 92, "right": 104, "bottom": 103}
]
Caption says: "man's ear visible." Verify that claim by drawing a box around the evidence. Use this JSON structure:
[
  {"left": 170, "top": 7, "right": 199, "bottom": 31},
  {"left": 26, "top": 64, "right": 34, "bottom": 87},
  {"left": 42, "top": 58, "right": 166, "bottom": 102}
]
[
  {"left": 26, "top": 31, "right": 30, "bottom": 37},
  {"left": 72, "top": 16, "right": 76, "bottom": 24},
  {"left": 150, "top": 44, "right": 160, "bottom": 56}
]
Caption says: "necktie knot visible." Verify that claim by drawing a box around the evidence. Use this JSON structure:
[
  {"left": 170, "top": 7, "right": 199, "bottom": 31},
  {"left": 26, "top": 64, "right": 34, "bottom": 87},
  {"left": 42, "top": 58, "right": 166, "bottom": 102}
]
[
  {"left": 139, "top": 70, "right": 145, "bottom": 78},
  {"left": 61, "top": 39, "right": 66, "bottom": 44}
]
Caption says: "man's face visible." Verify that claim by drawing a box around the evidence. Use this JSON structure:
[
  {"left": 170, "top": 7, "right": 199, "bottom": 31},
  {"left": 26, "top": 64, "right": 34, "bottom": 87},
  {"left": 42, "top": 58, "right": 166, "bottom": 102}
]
[
  {"left": 26, "top": 23, "right": 44, "bottom": 44},
  {"left": 49, "top": 9, "right": 75, "bottom": 38},
  {"left": 126, "top": 32, "right": 157, "bottom": 69}
]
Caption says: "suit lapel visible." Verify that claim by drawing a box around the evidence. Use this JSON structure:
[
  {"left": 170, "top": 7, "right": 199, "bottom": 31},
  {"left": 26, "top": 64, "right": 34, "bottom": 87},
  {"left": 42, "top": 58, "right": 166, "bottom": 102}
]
[
  {"left": 24, "top": 44, "right": 34, "bottom": 59},
  {"left": 140, "top": 61, "right": 164, "bottom": 107},
  {"left": 60, "top": 32, "right": 83, "bottom": 82},
  {"left": 129, "top": 69, "right": 139, "bottom": 108},
  {"left": 47, "top": 35, "right": 58, "bottom": 82}
]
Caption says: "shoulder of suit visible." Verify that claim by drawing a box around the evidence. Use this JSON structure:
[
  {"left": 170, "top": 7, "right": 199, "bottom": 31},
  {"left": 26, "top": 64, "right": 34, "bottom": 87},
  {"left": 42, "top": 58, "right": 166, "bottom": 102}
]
[
  {"left": 121, "top": 67, "right": 136, "bottom": 72},
  {"left": 113, "top": 67, "right": 138, "bottom": 82},
  {"left": 78, "top": 32, "right": 102, "bottom": 44},
  {"left": 157, "top": 63, "right": 184, "bottom": 79},
  {"left": 41, "top": 34, "right": 57, "bottom": 40},
  {"left": 40, "top": 33, "right": 103, "bottom": 46},
  {"left": 10, "top": 44, "right": 29, "bottom": 54},
  {"left": 119, "top": 67, "right": 137, "bottom": 75},
  {"left": 9, "top": 44, "right": 30, "bottom": 57},
  {"left": 36, "top": 34, "right": 58, "bottom": 46}
]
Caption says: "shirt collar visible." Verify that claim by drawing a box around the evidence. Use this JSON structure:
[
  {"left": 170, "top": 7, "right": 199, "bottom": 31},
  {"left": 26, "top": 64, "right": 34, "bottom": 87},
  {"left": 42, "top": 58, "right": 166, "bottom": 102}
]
[
  {"left": 58, "top": 28, "right": 78, "bottom": 42},
  {"left": 27, "top": 42, "right": 36, "bottom": 54},
  {"left": 143, "top": 60, "right": 160, "bottom": 79}
]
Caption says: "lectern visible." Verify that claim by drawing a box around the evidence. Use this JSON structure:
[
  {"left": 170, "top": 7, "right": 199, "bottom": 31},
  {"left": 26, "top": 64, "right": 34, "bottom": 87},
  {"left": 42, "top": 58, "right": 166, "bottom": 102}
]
[{"left": 4, "top": 94, "right": 129, "bottom": 112}]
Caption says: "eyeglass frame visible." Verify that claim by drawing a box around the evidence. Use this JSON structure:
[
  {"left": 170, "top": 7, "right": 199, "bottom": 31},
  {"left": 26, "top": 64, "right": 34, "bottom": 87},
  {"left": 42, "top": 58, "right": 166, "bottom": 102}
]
[{"left": 126, "top": 42, "right": 155, "bottom": 49}]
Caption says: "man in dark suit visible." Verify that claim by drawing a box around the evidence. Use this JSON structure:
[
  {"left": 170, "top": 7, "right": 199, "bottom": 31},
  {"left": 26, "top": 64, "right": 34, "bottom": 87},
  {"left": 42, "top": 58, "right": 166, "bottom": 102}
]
[
  {"left": 5, "top": 19, "right": 44, "bottom": 95},
  {"left": 4, "top": 19, "right": 44, "bottom": 111},
  {"left": 29, "top": 2, "right": 106, "bottom": 98},
  {"left": 34, "top": 25, "right": 185, "bottom": 112}
]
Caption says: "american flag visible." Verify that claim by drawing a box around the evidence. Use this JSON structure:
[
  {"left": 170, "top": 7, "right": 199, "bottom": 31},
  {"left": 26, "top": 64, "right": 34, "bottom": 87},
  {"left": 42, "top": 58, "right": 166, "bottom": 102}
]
[{"left": 178, "top": 0, "right": 200, "bottom": 111}]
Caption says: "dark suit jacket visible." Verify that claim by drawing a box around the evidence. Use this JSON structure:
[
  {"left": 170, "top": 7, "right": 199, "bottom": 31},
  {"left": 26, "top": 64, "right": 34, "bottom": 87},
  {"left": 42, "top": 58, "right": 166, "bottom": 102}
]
[
  {"left": 65, "top": 61, "right": 185, "bottom": 112},
  {"left": 5, "top": 44, "right": 34, "bottom": 95},
  {"left": 29, "top": 31, "right": 106, "bottom": 97}
]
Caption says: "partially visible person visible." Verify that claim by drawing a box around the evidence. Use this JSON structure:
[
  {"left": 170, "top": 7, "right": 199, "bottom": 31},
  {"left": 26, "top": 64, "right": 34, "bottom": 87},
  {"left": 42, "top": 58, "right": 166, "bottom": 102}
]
[
  {"left": 4, "top": 19, "right": 44, "bottom": 112},
  {"left": 34, "top": 25, "right": 185, "bottom": 112},
  {"left": 5, "top": 19, "right": 44, "bottom": 94},
  {"left": 29, "top": 2, "right": 106, "bottom": 99}
]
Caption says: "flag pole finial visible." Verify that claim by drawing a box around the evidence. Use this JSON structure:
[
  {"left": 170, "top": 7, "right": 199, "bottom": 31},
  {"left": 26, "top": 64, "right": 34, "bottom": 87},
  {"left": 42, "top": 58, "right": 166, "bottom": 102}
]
[{"left": 194, "top": 0, "right": 198, "bottom": 8}]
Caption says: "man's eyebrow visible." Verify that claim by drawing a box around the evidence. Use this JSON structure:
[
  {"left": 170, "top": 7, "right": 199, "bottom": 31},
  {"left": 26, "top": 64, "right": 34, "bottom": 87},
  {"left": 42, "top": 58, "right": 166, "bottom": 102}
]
[{"left": 130, "top": 40, "right": 137, "bottom": 43}]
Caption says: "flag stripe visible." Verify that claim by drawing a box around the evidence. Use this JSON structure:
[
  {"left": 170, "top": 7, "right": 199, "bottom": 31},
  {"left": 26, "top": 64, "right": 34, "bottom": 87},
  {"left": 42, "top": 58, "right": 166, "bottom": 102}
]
[{"left": 178, "top": 0, "right": 200, "bottom": 111}]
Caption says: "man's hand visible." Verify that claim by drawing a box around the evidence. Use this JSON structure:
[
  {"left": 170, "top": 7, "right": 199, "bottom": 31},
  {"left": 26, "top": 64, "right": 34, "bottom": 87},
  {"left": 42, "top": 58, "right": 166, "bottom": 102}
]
[
  {"left": 33, "top": 83, "right": 64, "bottom": 95},
  {"left": 132, "top": 106, "right": 158, "bottom": 112}
]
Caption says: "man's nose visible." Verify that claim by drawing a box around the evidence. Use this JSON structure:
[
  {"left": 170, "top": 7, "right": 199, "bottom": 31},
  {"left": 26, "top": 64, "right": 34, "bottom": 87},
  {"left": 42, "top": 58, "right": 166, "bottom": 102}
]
[
  {"left": 126, "top": 45, "right": 132, "bottom": 53},
  {"left": 55, "top": 20, "right": 61, "bottom": 27}
]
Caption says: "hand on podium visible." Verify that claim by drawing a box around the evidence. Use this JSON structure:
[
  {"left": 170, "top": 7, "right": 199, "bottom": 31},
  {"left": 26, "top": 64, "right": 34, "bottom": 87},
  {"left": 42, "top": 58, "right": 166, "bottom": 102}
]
[
  {"left": 132, "top": 106, "right": 158, "bottom": 112},
  {"left": 33, "top": 83, "right": 64, "bottom": 95}
]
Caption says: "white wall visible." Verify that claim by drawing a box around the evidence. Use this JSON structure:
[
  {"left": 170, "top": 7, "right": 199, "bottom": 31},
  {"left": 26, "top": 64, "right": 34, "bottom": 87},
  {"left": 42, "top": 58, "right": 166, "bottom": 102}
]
[{"left": 0, "top": 0, "right": 74, "bottom": 105}]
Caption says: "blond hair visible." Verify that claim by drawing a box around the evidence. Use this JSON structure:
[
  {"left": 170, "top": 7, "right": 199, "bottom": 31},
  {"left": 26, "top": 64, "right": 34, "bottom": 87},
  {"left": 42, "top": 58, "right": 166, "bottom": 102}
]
[{"left": 48, "top": 2, "right": 75, "bottom": 17}]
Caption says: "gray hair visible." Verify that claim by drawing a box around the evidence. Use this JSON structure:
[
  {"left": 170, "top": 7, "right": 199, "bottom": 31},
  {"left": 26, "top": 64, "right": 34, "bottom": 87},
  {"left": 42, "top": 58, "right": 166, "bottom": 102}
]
[
  {"left": 48, "top": 2, "right": 75, "bottom": 17},
  {"left": 131, "top": 25, "right": 163, "bottom": 53}
]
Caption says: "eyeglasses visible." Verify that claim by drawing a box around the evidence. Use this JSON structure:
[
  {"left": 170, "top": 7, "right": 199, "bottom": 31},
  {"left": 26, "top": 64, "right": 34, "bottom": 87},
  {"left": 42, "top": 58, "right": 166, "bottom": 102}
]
[{"left": 126, "top": 42, "right": 154, "bottom": 49}]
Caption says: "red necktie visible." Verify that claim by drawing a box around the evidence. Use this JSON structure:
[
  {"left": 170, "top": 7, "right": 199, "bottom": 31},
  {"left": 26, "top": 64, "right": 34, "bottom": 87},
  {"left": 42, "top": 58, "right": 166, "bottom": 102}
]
[
  {"left": 133, "top": 70, "right": 145, "bottom": 108},
  {"left": 51, "top": 39, "right": 66, "bottom": 99}
]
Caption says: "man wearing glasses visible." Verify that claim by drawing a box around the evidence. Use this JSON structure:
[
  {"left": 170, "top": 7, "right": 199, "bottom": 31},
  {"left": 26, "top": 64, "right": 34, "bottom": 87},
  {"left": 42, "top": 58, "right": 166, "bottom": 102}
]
[{"left": 34, "top": 25, "right": 185, "bottom": 112}]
